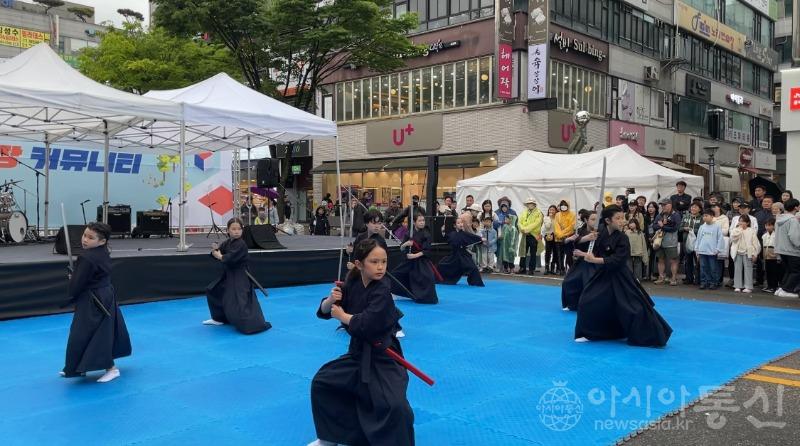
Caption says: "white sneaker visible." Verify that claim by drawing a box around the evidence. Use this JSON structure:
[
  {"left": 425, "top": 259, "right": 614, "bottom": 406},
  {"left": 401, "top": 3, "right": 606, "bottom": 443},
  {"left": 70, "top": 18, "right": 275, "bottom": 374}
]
[
  {"left": 775, "top": 288, "right": 784, "bottom": 296},
  {"left": 777, "top": 289, "right": 800, "bottom": 298},
  {"left": 202, "top": 319, "right": 224, "bottom": 326},
  {"left": 562, "top": 307, "right": 570, "bottom": 311},
  {"left": 574, "top": 337, "right": 590, "bottom": 343},
  {"left": 307, "top": 440, "right": 337, "bottom": 446},
  {"left": 97, "top": 368, "right": 120, "bottom": 383},
  {"left": 734, "top": 288, "right": 741, "bottom": 292},
  {"left": 395, "top": 329, "right": 405, "bottom": 338},
  {"left": 743, "top": 288, "right": 752, "bottom": 293}
]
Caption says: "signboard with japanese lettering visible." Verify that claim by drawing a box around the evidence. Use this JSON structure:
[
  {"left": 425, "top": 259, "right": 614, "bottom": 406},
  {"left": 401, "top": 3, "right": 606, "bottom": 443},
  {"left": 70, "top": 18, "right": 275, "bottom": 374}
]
[
  {"left": 676, "top": 2, "right": 745, "bottom": 55},
  {"left": 527, "top": 0, "right": 549, "bottom": 101},
  {"left": 496, "top": 0, "right": 515, "bottom": 99}
]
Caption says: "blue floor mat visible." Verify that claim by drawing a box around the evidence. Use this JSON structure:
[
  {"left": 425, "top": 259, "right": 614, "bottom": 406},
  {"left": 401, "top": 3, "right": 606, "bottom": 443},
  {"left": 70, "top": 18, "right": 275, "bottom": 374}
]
[{"left": 1, "top": 278, "right": 799, "bottom": 446}]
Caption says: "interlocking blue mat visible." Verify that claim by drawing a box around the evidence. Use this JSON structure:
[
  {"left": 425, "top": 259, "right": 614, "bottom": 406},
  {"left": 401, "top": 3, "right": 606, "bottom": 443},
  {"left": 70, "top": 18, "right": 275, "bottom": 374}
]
[{"left": 2, "top": 279, "right": 799, "bottom": 445}]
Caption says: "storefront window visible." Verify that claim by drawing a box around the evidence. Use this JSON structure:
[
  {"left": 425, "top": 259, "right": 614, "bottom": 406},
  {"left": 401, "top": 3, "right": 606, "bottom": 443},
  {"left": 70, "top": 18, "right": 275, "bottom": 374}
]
[
  {"left": 677, "top": 97, "right": 709, "bottom": 136},
  {"left": 467, "top": 59, "right": 478, "bottom": 106},
  {"left": 455, "top": 61, "right": 466, "bottom": 107},
  {"left": 333, "top": 57, "right": 496, "bottom": 122},
  {"left": 726, "top": 110, "right": 752, "bottom": 145},
  {"left": 550, "top": 60, "right": 606, "bottom": 117},
  {"left": 432, "top": 65, "right": 444, "bottom": 110},
  {"left": 444, "top": 63, "right": 455, "bottom": 109}
]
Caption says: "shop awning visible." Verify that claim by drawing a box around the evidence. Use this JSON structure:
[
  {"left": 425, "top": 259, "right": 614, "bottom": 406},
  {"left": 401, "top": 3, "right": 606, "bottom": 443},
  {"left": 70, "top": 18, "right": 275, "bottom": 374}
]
[
  {"left": 311, "top": 152, "right": 496, "bottom": 174},
  {"left": 716, "top": 166, "right": 742, "bottom": 192},
  {"left": 649, "top": 160, "right": 690, "bottom": 172}
]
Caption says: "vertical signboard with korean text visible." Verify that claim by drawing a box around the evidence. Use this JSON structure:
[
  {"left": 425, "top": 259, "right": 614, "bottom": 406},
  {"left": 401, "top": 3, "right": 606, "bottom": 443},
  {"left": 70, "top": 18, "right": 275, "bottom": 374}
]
[
  {"left": 496, "top": 0, "right": 515, "bottom": 98},
  {"left": 527, "top": 0, "right": 549, "bottom": 100}
]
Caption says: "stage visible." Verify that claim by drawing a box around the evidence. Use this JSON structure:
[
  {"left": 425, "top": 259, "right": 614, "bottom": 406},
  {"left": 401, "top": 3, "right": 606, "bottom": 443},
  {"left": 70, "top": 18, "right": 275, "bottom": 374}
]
[
  {"left": 0, "top": 234, "right": 409, "bottom": 320},
  {"left": 2, "top": 280, "right": 800, "bottom": 445}
]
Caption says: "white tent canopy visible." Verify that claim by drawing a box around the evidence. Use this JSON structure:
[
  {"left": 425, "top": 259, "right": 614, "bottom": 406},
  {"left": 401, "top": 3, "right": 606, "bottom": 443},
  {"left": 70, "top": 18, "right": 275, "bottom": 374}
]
[
  {"left": 107, "top": 72, "right": 337, "bottom": 153},
  {"left": 456, "top": 145, "right": 704, "bottom": 212}
]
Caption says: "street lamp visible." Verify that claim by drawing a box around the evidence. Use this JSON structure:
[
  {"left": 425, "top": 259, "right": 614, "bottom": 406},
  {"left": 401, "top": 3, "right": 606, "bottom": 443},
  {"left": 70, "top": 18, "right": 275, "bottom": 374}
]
[{"left": 703, "top": 146, "right": 719, "bottom": 195}]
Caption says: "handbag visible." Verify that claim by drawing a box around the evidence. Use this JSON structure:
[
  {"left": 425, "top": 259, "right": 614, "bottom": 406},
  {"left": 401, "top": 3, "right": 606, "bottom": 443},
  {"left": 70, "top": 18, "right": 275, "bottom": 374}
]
[
  {"left": 685, "top": 230, "right": 697, "bottom": 253},
  {"left": 652, "top": 230, "right": 664, "bottom": 250}
]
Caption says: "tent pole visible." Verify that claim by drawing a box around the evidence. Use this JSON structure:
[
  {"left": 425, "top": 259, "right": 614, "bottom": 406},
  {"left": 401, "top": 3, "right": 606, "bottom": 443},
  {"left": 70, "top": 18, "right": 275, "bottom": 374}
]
[
  {"left": 177, "top": 120, "right": 188, "bottom": 252},
  {"left": 102, "top": 120, "right": 109, "bottom": 224},
  {"left": 43, "top": 133, "right": 50, "bottom": 237},
  {"left": 247, "top": 138, "right": 252, "bottom": 226}
]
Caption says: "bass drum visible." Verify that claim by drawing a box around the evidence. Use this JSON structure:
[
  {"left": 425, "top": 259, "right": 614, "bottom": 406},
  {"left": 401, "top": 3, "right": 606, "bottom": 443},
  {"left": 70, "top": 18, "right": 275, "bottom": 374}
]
[{"left": 1, "top": 211, "right": 28, "bottom": 243}]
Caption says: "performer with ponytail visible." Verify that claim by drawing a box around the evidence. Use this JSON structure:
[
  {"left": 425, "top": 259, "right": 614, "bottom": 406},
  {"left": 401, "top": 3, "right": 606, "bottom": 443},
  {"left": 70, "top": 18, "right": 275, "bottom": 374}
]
[
  {"left": 309, "top": 239, "right": 415, "bottom": 446},
  {"left": 573, "top": 205, "right": 673, "bottom": 347},
  {"left": 561, "top": 209, "right": 599, "bottom": 311},
  {"left": 62, "top": 222, "right": 131, "bottom": 383},
  {"left": 391, "top": 213, "right": 440, "bottom": 304}
]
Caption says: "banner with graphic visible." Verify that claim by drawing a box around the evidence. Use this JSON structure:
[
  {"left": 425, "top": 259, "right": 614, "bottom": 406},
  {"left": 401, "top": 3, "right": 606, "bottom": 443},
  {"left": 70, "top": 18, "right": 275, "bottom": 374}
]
[{"left": 0, "top": 140, "right": 233, "bottom": 230}]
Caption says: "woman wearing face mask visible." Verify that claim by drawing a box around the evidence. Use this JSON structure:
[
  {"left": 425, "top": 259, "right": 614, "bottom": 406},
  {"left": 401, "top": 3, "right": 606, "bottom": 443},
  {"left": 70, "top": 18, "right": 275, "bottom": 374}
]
[
  {"left": 553, "top": 200, "right": 576, "bottom": 275},
  {"left": 573, "top": 205, "right": 673, "bottom": 347}
]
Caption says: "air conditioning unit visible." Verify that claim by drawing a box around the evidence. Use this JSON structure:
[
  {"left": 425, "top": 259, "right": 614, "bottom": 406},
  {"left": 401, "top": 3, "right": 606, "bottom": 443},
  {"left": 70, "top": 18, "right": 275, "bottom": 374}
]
[{"left": 644, "top": 66, "right": 660, "bottom": 81}]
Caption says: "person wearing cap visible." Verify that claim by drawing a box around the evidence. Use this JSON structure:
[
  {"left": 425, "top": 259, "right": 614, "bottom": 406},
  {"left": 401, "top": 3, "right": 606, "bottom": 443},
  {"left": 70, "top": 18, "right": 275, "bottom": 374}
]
[
  {"left": 670, "top": 181, "right": 692, "bottom": 217},
  {"left": 390, "top": 195, "right": 426, "bottom": 232},
  {"left": 517, "top": 197, "right": 544, "bottom": 275},
  {"left": 650, "top": 198, "right": 681, "bottom": 285}
]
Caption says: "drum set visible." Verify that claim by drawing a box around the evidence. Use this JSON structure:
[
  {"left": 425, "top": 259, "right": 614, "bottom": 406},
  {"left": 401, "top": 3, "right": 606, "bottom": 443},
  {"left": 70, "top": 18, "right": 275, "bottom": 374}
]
[{"left": 0, "top": 179, "right": 33, "bottom": 244}]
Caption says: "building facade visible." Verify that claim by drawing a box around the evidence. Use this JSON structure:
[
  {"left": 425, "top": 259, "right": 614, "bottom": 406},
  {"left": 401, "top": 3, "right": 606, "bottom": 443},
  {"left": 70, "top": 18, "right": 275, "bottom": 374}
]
[
  {"left": 0, "top": 0, "right": 104, "bottom": 66},
  {"left": 772, "top": 0, "right": 798, "bottom": 188},
  {"left": 310, "top": 0, "right": 780, "bottom": 207}
]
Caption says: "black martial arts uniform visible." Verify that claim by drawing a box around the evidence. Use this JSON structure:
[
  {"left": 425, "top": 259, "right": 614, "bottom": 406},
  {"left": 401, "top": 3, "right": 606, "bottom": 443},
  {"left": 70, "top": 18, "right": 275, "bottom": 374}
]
[
  {"left": 311, "top": 275, "right": 415, "bottom": 446},
  {"left": 575, "top": 227, "right": 673, "bottom": 347},
  {"left": 206, "top": 237, "right": 271, "bottom": 334},
  {"left": 437, "top": 230, "right": 485, "bottom": 286},
  {"left": 560, "top": 226, "right": 598, "bottom": 311},
  {"left": 391, "top": 228, "right": 440, "bottom": 304},
  {"left": 63, "top": 246, "right": 131, "bottom": 377}
]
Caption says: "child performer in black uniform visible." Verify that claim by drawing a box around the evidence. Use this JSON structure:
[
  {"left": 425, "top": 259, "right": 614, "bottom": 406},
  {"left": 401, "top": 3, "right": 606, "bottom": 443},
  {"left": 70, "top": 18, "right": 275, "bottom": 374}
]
[
  {"left": 204, "top": 218, "right": 271, "bottom": 334},
  {"left": 573, "top": 205, "right": 673, "bottom": 347},
  {"left": 391, "top": 213, "right": 441, "bottom": 304},
  {"left": 309, "top": 239, "right": 415, "bottom": 446},
  {"left": 438, "top": 213, "right": 485, "bottom": 286},
  {"left": 561, "top": 210, "right": 599, "bottom": 311},
  {"left": 62, "top": 222, "right": 131, "bottom": 383}
]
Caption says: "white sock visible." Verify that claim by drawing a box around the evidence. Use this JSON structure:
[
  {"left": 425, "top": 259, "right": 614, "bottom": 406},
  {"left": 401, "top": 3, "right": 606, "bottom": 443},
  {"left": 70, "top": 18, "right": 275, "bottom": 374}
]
[
  {"left": 97, "top": 368, "right": 120, "bottom": 383},
  {"left": 307, "top": 440, "right": 337, "bottom": 446},
  {"left": 396, "top": 329, "right": 405, "bottom": 338},
  {"left": 202, "top": 319, "right": 224, "bottom": 326},
  {"left": 575, "top": 337, "right": 590, "bottom": 343}
]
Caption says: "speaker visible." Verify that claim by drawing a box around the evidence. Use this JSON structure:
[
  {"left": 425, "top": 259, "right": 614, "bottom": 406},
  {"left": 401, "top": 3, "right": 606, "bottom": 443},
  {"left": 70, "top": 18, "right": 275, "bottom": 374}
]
[
  {"left": 256, "top": 159, "right": 281, "bottom": 188},
  {"left": 243, "top": 224, "right": 285, "bottom": 250},
  {"left": 97, "top": 205, "right": 132, "bottom": 235},
  {"left": 54, "top": 225, "right": 85, "bottom": 255},
  {"left": 135, "top": 211, "right": 170, "bottom": 237}
]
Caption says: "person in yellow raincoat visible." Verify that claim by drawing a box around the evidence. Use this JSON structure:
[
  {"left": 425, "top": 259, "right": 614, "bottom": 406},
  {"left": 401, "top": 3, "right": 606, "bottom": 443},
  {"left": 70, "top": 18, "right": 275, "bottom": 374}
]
[{"left": 517, "top": 197, "right": 544, "bottom": 275}]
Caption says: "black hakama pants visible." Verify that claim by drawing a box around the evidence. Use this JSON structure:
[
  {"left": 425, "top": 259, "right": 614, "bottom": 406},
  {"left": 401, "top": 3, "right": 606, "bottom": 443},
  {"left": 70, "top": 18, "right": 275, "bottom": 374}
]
[
  {"left": 206, "top": 268, "right": 271, "bottom": 334},
  {"left": 63, "top": 285, "right": 131, "bottom": 376}
]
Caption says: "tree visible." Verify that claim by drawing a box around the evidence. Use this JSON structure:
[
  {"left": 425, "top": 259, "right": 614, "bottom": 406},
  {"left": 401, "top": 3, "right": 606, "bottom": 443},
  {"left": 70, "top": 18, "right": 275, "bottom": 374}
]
[
  {"left": 67, "top": 6, "right": 95, "bottom": 23},
  {"left": 77, "top": 22, "right": 241, "bottom": 95},
  {"left": 117, "top": 8, "right": 146, "bottom": 23},
  {"left": 34, "top": 0, "right": 65, "bottom": 14},
  {"left": 153, "top": 0, "right": 422, "bottom": 222}
]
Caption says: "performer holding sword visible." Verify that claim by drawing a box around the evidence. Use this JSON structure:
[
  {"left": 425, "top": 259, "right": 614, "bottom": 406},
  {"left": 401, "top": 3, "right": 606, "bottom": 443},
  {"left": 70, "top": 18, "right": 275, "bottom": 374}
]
[{"left": 60, "top": 204, "right": 132, "bottom": 383}]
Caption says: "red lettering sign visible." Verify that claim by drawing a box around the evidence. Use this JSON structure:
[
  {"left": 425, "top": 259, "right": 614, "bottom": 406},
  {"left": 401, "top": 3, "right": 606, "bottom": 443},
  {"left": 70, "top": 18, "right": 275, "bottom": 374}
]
[
  {"left": 791, "top": 88, "right": 800, "bottom": 111},
  {"left": 0, "top": 145, "right": 22, "bottom": 168},
  {"left": 497, "top": 43, "right": 513, "bottom": 99}
]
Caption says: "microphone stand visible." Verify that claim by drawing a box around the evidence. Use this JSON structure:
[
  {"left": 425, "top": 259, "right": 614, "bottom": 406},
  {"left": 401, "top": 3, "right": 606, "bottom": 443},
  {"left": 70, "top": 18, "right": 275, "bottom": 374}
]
[
  {"left": 80, "top": 200, "right": 90, "bottom": 225},
  {"left": 3, "top": 151, "right": 46, "bottom": 240},
  {"left": 206, "top": 201, "right": 223, "bottom": 238},
  {"left": 167, "top": 198, "right": 174, "bottom": 238}
]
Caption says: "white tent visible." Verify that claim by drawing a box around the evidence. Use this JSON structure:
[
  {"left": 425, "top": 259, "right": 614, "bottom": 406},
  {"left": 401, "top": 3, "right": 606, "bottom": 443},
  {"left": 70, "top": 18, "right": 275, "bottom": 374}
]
[
  {"left": 456, "top": 145, "right": 704, "bottom": 211},
  {"left": 0, "top": 43, "right": 183, "bottom": 233}
]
